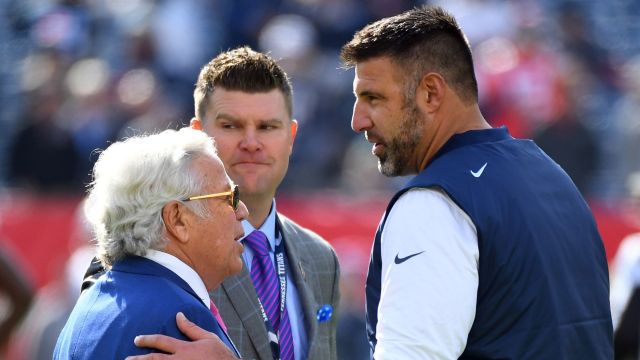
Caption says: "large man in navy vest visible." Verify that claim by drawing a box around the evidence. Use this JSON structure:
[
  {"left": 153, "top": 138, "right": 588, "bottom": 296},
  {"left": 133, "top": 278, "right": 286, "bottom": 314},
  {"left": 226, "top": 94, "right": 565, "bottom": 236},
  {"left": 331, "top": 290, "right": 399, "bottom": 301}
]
[{"left": 341, "top": 6, "right": 613, "bottom": 359}]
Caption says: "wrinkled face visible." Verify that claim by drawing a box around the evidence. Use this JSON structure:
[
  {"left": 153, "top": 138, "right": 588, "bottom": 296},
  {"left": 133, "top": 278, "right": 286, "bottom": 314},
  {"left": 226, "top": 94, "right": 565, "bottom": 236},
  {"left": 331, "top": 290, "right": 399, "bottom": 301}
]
[
  {"left": 351, "top": 57, "right": 425, "bottom": 177},
  {"left": 188, "top": 155, "right": 248, "bottom": 289},
  {"left": 202, "top": 89, "right": 296, "bottom": 200}
]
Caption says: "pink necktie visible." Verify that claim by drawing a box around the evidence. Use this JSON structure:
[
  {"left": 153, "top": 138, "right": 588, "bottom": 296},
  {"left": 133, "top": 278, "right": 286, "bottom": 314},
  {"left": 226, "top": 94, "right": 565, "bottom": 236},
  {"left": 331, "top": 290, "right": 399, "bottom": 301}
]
[{"left": 210, "top": 299, "right": 227, "bottom": 332}]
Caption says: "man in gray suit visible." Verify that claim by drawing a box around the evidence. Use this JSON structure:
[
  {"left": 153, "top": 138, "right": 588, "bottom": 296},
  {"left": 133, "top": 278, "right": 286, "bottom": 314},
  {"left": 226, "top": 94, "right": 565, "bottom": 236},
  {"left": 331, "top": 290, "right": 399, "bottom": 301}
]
[{"left": 127, "top": 46, "right": 340, "bottom": 360}]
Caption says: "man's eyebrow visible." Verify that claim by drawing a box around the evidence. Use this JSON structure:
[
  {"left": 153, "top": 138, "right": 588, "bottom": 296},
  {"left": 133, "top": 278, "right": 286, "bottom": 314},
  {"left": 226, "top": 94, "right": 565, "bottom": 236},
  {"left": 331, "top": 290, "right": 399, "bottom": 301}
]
[
  {"left": 214, "top": 112, "right": 239, "bottom": 122},
  {"left": 355, "top": 90, "right": 384, "bottom": 99},
  {"left": 260, "top": 118, "right": 285, "bottom": 124},
  {"left": 214, "top": 113, "right": 284, "bottom": 124}
]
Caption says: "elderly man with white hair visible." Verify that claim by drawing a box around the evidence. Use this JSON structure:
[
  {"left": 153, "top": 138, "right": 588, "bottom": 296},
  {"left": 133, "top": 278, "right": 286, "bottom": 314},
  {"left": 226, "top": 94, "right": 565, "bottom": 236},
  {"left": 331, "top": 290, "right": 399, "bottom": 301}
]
[{"left": 54, "top": 128, "right": 248, "bottom": 359}]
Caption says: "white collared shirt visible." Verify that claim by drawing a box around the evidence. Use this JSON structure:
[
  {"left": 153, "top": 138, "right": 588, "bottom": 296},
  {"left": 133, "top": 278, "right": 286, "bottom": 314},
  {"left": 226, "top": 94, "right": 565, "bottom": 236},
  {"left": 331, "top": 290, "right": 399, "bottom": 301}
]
[
  {"left": 143, "top": 249, "right": 211, "bottom": 310},
  {"left": 240, "top": 200, "right": 308, "bottom": 360}
]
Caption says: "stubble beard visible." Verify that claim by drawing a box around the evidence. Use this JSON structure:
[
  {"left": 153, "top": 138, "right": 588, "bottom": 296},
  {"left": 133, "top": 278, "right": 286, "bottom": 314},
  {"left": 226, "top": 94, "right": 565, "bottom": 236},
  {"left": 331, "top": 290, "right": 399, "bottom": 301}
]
[{"left": 378, "top": 104, "right": 424, "bottom": 177}]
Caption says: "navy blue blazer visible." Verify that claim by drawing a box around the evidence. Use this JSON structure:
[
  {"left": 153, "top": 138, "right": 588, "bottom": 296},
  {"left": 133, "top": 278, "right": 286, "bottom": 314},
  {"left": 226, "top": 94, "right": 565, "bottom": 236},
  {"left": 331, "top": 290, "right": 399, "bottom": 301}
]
[{"left": 54, "top": 256, "right": 239, "bottom": 359}]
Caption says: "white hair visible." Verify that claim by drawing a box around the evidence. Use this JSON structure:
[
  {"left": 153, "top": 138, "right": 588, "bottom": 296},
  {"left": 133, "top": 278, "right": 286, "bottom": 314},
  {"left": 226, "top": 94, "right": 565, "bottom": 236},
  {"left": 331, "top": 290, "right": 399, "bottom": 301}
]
[{"left": 85, "top": 128, "right": 218, "bottom": 267}]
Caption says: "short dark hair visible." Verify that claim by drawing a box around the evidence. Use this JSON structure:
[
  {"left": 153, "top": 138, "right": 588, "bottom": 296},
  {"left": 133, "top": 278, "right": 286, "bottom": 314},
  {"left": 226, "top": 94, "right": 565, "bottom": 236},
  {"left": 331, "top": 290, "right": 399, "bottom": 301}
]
[
  {"left": 341, "top": 6, "right": 478, "bottom": 104},
  {"left": 194, "top": 46, "right": 293, "bottom": 120}
]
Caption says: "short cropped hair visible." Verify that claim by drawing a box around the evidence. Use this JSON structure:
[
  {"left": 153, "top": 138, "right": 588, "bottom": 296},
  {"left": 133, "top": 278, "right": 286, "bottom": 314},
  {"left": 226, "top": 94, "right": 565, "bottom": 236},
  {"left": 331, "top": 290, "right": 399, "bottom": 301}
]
[
  {"left": 85, "top": 128, "right": 217, "bottom": 267},
  {"left": 341, "top": 6, "right": 478, "bottom": 104},
  {"left": 194, "top": 46, "right": 293, "bottom": 120}
]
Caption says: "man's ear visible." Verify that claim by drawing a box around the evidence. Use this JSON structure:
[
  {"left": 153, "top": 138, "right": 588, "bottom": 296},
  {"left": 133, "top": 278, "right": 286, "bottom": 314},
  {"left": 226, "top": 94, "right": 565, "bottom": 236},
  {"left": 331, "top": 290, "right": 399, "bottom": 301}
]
[
  {"left": 417, "top": 73, "right": 446, "bottom": 113},
  {"left": 162, "top": 201, "right": 190, "bottom": 244},
  {"left": 190, "top": 118, "right": 202, "bottom": 131},
  {"left": 289, "top": 119, "right": 298, "bottom": 152},
  {"left": 290, "top": 119, "right": 298, "bottom": 140}
]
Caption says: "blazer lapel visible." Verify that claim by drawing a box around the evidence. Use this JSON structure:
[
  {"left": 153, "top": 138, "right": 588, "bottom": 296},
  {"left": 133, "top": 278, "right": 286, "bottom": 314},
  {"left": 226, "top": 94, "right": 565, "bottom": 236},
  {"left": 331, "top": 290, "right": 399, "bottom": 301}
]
[
  {"left": 220, "top": 258, "right": 272, "bottom": 360},
  {"left": 278, "top": 215, "right": 319, "bottom": 350}
]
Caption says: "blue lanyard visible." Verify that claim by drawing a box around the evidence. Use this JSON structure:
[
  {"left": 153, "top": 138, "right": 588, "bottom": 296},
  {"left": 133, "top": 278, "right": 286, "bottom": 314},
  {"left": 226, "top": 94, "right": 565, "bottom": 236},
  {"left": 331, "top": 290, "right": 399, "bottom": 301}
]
[{"left": 254, "top": 233, "right": 287, "bottom": 360}]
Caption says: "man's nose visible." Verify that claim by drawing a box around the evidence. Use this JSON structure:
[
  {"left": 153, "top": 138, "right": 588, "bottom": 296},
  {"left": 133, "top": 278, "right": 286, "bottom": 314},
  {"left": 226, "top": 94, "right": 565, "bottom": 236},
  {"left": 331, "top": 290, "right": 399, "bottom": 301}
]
[
  {"left": 351, "top": 101, "right": 372, "bottom": 133},
  {"left": 235, "top": 201, "right": 249, "bottom": 221},
  {"left": 239, "top": 130, "right": 261, "bottom": 152}
]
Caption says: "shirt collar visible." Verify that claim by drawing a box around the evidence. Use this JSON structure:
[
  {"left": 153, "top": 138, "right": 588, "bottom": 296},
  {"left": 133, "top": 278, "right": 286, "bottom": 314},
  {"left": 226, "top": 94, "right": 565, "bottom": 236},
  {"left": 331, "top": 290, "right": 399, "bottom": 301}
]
[
  {"left": 143, "top": 249, "right": 211, "bottom": 309},
  {"left": 241, "top": 199, "right": 277, "bottom": 251}
]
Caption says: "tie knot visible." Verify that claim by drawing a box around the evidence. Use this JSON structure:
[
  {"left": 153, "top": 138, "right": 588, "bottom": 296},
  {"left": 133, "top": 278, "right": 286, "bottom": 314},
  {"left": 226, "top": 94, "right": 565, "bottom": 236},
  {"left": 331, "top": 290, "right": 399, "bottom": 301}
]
[{"left": 244, "top": 230, "right": 270, "bottom": 256}]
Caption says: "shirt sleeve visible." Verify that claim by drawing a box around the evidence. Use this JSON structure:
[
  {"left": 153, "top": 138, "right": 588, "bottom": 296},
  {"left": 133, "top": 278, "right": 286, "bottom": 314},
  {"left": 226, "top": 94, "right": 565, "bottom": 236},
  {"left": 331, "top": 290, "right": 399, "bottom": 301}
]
[{"left": 374, "top": 188, "right": 479, "bottom": 360}]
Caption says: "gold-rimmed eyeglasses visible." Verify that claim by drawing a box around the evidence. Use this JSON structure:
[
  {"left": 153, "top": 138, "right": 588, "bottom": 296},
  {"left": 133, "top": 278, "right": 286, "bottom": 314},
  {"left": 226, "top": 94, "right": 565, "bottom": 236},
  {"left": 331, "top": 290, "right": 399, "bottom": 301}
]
[{"left": 182, "top": 185, "right": 240, "bottom": 211}]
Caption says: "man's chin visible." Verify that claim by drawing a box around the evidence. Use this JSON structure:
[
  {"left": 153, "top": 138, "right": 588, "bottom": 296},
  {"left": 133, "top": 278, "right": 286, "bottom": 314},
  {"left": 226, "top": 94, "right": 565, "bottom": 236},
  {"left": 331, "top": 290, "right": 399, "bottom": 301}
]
[
  {"left": 235, "top": 185, "right": 268, "bottom": 199},
  {"left": 378, "top": 160, "right": 396, "bottom": 177},
  {"left": 231, "top": 163, "right": 270, "bottom": 178},
  {"left": 378, "top": 160, "right": 405, "bottom": 177},
  {"left": 234, "top": 176, "right": 278, "bottom": 198}
]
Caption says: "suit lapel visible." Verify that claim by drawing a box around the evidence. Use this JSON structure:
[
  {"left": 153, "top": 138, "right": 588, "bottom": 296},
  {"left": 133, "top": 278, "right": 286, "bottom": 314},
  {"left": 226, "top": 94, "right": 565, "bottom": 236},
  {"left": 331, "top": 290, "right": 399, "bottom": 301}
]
[
  {"left": 220, "top": 258, "right": 272, "bottom": 360},
  {"left": 278, "top": 215, "right": 319, "bottom": 350},
  {"left": 220, "top": 215, "right": 321, "bottom": 359}
]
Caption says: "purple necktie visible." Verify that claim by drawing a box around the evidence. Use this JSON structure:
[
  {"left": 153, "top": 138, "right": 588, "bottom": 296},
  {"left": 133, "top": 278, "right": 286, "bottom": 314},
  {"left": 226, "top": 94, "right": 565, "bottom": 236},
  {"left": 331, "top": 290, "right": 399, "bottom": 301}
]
[{"left": 244, "top": 230, "right": 294, "bottom": 360}]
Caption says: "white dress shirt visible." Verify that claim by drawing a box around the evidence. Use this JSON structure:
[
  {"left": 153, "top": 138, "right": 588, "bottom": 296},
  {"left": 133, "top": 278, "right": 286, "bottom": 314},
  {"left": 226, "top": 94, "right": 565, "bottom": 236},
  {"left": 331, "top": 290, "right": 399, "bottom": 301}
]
[
  {"left": 143, "top": 249, "right": 211, "bottom": 310},
  {"left": 374, "top": 188, "right": 479, "bottom": 359},
  {"left": 241, "top": 200, "right": 308, "bottom": 360}
]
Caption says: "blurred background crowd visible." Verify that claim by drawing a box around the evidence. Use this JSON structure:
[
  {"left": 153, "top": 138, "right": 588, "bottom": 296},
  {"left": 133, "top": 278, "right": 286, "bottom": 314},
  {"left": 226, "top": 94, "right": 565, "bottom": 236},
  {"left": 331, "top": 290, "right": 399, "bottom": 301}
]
[{"left": 1, "top": 0, "right": 640, "bottom": 359}]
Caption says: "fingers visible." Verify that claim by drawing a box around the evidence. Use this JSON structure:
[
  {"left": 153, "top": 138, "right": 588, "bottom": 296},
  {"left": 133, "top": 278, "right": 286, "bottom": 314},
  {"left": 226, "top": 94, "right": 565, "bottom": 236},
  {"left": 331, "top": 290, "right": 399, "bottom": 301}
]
[
  {"left": 132, "top": 333, "right": 184, "bottom": 354},
  {"left": 127, "top": 312, "right": 230, "bottom": 360},
  {"left": 175, "top": 312, "right": 218, "bottom": 341},
  {"left": 125, "top": 354, "right": 170, "bottom": 360}
]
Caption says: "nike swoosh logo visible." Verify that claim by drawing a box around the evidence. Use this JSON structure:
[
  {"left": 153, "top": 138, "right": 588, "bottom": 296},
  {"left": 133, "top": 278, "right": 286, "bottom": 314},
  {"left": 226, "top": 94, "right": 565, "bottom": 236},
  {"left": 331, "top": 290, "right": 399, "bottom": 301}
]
[
  {"left": 470, "top": 163, "right": 488, "bottom": 178},
  {"left": 394, "top": 251, "right": 425, "bottom": 264}
]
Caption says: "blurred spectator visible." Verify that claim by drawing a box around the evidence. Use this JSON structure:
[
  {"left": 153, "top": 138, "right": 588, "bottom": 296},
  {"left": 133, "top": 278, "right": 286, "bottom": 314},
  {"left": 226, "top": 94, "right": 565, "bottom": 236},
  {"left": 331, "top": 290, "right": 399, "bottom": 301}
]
[
  {"left": 533, "top": 65, "right": 600, "bottom": 196},
  {"left": 612, "top": 56, "right": 640, "bottom": 198},
  {"left": 431, "top": 0, "right": 518, "bottom": 45},
  {"left": 7, "top": 201, "right": 95, "bottom": 360},
  {"left": 25, "top": 245, "right": 94, "bottom": 360},
  {"left": 59, "top": 57, "right": 125, "bottom": 186},
  {"left": 0, "top": 246, "right": 34, "bottom": 355},
  {"left": 476, "top": 27, "right": 565, "bottom": 139},
  {"left": 114, "top": 67, "right": 184, "bottom": 139},
  {"left": 0, "top": 0, "right": 638, "bottom": 196},
  {"left": 7, "top": 89, "right": 81, "bottom": 193},
  {"left": 150, "top": 0, "right": 225, "bottom": 113},
  {"left": 612, "top": 233, "right": 640, "bottom": 360},
  {"left": 533, "top": 113, "right": 598, "bottom": 197},
  {"left": 258, "top": 13, "right": 353, "bottom": 189},
  {"left": 0, "top": 0, "right": 30, "bottom": 185},
  {"left": 30, "top": 0, "right": 93, "bottom": 59},
  {"left": 610, "top": 172, "right": 640, "bottom": 359},
  {"left": 553, "top": 3, "right": 623, "bottom": 199},
  {"left": 558, "top": 3, "right": 619, "bottom": 96}
]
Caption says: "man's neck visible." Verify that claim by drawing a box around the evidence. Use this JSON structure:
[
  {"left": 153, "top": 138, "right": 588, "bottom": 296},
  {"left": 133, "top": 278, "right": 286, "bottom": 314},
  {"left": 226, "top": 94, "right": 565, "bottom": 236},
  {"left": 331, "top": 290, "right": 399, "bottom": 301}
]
[
  {"left": 417, "top": 103, "right": 490, "bottom": 172},
  {"left": 243, "top": 194, "right": 274, "bottom": 229}
]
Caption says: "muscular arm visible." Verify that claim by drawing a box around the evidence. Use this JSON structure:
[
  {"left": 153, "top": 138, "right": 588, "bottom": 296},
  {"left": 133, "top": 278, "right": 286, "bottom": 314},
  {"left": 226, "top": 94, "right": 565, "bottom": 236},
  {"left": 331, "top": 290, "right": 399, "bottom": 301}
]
[{"left": 374, "top": 188, "right": 479, "bottom": 359}]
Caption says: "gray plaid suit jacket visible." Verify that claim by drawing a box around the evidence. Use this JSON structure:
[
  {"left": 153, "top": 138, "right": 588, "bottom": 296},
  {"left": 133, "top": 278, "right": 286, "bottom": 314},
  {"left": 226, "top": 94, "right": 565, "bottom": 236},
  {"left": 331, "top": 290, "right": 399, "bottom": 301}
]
[{"left": 210, "top": 213, "right": 340, "bottom": 360}]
